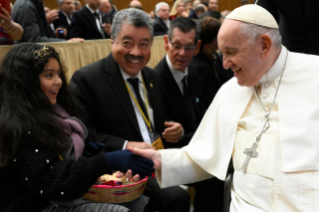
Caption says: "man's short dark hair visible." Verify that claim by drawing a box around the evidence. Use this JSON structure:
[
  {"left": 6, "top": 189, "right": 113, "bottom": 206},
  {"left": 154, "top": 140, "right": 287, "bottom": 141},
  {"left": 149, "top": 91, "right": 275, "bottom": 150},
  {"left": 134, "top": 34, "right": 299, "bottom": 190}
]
[{"left": 168, "top": 17, "right": 199, "bottom": 44}]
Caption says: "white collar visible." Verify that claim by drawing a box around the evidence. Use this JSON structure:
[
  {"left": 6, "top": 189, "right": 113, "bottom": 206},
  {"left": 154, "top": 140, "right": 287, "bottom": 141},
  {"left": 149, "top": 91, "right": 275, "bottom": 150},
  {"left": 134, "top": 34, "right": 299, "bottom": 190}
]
[
  {"left": 166, "top": 54, "right": 188, "bottom": 83},
  {"left": 120, "top": 67, "right": 142, "bottom": 83},
  {"left": 61, "top": 11, "right": 71, "bottom": 19},
  {"left": 259, "top": 46, "right": 287, "bottom": 83},
  {"left": 86, "top": 4, "right": 100, "bottom": 14}
]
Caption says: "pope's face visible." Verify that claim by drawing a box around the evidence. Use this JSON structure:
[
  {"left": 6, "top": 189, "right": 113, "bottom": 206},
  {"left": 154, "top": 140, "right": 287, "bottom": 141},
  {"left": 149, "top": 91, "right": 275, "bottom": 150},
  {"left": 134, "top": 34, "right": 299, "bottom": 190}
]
[{"left": 218, "top": 19, "right": 265, "bottom": 87}]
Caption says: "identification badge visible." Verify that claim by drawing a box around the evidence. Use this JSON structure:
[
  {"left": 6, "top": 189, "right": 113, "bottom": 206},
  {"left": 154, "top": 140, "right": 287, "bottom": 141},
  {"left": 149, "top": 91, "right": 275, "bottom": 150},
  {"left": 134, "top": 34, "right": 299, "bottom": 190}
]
[{"left": 151, "top": 133, "right": 164, "bottom": 150}]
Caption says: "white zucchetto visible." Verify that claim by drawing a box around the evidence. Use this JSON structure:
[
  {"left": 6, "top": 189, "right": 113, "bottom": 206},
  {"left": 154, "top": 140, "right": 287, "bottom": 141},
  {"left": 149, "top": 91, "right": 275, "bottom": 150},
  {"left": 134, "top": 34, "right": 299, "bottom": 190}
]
[{"left": 226, "top": 4, "right": 278, "bottom": 29}]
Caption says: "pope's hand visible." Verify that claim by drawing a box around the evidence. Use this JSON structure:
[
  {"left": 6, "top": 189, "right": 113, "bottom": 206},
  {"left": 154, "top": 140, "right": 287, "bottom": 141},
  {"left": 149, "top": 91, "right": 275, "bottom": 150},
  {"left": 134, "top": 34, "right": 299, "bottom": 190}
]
[
  {"left": 162, "top": 122, "right": 183, "bottom": 143},
  {"left": 128, "top": 147, "right": 161, "bottom": 170}
]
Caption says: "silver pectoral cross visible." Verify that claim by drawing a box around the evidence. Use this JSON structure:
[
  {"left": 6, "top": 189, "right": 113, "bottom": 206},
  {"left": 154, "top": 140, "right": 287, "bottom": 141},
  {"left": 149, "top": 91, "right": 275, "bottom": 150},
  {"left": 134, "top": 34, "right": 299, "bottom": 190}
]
[{"left": 240, "top": 142, "right": 259, "bottom": 172}]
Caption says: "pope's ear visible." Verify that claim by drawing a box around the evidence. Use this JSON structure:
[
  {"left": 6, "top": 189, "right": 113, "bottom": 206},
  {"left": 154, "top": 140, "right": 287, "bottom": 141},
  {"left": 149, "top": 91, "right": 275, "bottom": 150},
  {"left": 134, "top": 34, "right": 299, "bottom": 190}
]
[{"left": 260, "top": 34, "right": 271, "bottom": 58}]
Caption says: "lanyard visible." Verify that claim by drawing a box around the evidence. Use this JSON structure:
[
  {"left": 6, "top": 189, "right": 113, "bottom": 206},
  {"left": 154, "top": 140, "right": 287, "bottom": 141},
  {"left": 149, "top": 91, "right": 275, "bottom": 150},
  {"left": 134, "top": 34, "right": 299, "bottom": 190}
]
[{"left": 125, "top": 76, "right": 152, "bottom": 132}]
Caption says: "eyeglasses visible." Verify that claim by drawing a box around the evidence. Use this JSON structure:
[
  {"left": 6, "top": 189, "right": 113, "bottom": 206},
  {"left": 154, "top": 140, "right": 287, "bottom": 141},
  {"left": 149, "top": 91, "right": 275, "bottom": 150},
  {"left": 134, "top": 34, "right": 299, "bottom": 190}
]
[{"left": 169, "top": 41, "right": 197, "bottom": 53}]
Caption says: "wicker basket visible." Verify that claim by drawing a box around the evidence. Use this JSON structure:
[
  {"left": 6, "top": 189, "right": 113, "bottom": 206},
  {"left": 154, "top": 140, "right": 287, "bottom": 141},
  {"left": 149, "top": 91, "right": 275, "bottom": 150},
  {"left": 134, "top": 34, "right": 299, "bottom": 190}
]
[{"left": 83, "top": 176, "right": 148, "bottom": 203}]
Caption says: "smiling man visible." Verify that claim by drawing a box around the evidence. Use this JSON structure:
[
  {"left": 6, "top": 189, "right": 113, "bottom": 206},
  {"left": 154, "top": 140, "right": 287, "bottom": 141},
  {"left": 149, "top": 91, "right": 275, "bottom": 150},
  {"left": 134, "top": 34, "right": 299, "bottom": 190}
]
[
  {"left": 130, "top": 4, "right": 319, "bottom": 212},
  {"left": 70, "top": 8, "right": 190, "bottom": 212}
]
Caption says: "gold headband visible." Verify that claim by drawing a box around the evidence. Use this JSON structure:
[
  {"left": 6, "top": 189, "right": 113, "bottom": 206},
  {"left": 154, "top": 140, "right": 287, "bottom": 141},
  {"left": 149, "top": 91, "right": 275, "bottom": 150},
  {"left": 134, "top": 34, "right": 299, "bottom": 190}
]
[{"left": 34, "top": 45, "right": 58, "bottom": 68}]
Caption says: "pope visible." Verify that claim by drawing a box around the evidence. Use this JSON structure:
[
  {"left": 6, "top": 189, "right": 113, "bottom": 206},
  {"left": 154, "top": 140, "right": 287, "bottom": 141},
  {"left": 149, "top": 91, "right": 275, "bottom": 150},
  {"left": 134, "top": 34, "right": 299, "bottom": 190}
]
[{"left": 128, "top": 4, "right": 319, "bottom": 212}]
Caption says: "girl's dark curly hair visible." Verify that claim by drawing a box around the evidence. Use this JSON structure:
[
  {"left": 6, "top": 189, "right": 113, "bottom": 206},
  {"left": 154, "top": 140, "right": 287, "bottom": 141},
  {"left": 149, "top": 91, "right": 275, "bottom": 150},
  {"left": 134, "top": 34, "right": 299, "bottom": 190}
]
[{"left": 0, "top": 43, "right": 76, "bottom": 166}]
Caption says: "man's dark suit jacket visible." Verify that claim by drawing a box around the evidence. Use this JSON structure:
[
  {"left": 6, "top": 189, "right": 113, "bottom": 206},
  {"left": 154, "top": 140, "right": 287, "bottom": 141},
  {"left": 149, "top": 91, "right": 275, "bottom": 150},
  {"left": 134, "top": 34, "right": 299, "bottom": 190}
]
[
  {"left": 191, "top": 51, "right": 233, "bottom": 111},
  {"left": 69, "top": 6, "right": 110, "bottom": 40},
  {"left": 53, "top": 10, "right": 71, "bottom": 39},
  {"left": 153, "top": 16, "right": 169, "bottom": 36},
  {"left": 257, "top": 0, "right": 319, "bottom": 55},
  {"left": 154, "top": 57, "right": 203, "bottom": 148},
  {"left": 69, "top": 54, "right": 165, "bottom": 152}
]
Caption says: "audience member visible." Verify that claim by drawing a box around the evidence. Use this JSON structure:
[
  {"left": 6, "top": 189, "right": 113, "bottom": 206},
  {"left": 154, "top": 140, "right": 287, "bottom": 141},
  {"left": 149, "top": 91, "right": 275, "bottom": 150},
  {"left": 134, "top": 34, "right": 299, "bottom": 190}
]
[
  {"left": 191, "top": 16, "right": 232, "bottom": 111},
  {"left": 100, "top": 0, "right": 117, "bottom": 24},
  {"left": 128, "top": 0, "right": 143, "bottom": 10},
  {"left": 240, "top": 0, "right": 250, "bottom": 6},
  {"left": 257, "top": 0, "right": 319, "bottom": 55},
  {"left": 193, "top": 0, "right": 201, "bottom": 8},
  {"left": 0, "top": 4, "right": 23, "bottom": 44},
  {"left": 12, "top": 0, "right": 82, "bottom": 42},
  {"left": 44, "top": 6, "right": 50, "bottom": 13},
  {"left": 74, "top": 1, "right": 82, "bottom": 11},
  {"left": 154, "top": 17, "right": 202, "bottom": 148},
  {"left": 198, "top": 10, "right": 221, "bottom": 20},
  {"left": 53, "top": 0, "right": 75, "bottom": 39},
  {"left": 69, "top": 8, "right": 190, "bottom": 212},
  {"left": 149, "top": 10, "right": 155, "bottom": 19},
  {"left": 189, "top": 4, "right": 207, "bottom": 19},
  {"left": 70, "top": 0, "right": 111, "bottom": 39},
  {"left": 208, "top": 0, "right": 219, "bottom": 11},
  {"left": 184, "top": 0, "right": 193, "bottom": 11},
  {"left": 0, "top": 43, "right": 154, "bottom": 212},
  {"left": 153, "top": 2, "right": 170, "bottom": 36},
  {"left": 169, "top": 0, "right": 189, "bottom": 20}
]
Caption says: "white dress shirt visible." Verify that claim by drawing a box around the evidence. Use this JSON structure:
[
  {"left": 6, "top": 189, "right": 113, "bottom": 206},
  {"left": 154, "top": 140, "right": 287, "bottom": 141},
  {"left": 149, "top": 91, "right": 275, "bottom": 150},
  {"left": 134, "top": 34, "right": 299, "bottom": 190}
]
[{"left": 85, "top": 4, "right": 105, "bottom": 38}]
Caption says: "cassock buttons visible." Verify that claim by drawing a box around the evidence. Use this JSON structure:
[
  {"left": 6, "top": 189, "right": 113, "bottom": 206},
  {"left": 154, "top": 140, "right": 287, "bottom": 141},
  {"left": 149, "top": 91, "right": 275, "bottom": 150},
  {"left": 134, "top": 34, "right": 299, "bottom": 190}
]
[
  {"left": 265, "top": 107, "right": 269, "bottom": 111},
  {"left": 265, "top": 83, "right": 269, "bottom": 88},
  {"left": 263, "top": 94, "right": 268, "bottom": 99},
  {"left": 35, "top": 149, "right": 39, "bottom": 153},
  {"left": 40, "top": 190, "right": 43, "bottom": 194},
  {"left": 46, "top": 160, "right": 49, "bottom": 163},
  {"left": 61, "top": 192, "right": 64, "bottom": 195}
]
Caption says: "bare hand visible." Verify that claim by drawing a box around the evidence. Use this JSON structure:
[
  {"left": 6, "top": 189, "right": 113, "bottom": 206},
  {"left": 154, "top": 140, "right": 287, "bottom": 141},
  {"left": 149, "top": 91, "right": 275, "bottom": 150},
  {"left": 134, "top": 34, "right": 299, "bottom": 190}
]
[
  {"left": 0, "top": 4, "right": 12, "bottom": 30},
  {"left": 162, "top": 122, "right": 183, "bottom": 143},
  {"left": 46, "top": 9, "right": 59, "bottom": 24},
  {"left": 128, "top": 147, "right": 161, "bottom": 170},
  {"left": 67, "top": 38, "right": 85, "bottom": 42},
  {"left": 102, "top": 22, "right": 111, "bottom": 35},
  {"left": 126, "top": 141, "right": 156, "bottom": 150},
  {"left": 116, "top": 169, "right": 140, "bottom": 182}
]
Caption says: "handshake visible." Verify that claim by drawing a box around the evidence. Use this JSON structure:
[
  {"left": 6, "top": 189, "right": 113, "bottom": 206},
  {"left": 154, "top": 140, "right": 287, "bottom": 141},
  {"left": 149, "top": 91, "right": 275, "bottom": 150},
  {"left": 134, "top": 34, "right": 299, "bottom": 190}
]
[{"left": 83, "top": 142, "right": 155, "bottom": 178}]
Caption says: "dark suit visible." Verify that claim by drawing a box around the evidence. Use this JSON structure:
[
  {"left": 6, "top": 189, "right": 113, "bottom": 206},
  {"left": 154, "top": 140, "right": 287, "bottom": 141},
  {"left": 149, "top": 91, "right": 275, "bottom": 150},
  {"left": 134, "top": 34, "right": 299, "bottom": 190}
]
[
  {"left": 153, "top": 16, "right": 169, "bottom": 36},
  {"left": 69, "top": 53, "right": 190, "bottom": 212},
  {"left": 69, "top": 6, "right": 110, "bottom": 39},
  {"left": 191, "top": 52, "right": 233, "bottom": 110},
  {"left": 53, "top": 10, "right": 71, "bottom": 39},
  {"left": 257, "top": 0, "right": 319, "bottom": 55},
  {"left": 154, "top": 57, "right": 203, "bottom": 148}
]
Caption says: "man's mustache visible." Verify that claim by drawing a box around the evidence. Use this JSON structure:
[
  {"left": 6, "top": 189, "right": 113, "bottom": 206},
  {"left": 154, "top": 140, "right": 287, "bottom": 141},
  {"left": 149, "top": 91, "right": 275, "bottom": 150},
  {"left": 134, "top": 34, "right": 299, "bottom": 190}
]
[{"left": 125, "top": 55, "right": 144, "bottom": 61}]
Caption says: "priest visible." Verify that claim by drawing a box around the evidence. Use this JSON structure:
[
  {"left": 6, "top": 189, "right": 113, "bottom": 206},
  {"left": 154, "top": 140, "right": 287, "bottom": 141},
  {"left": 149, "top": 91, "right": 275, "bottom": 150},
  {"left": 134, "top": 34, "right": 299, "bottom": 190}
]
[{"left": 128, "top": 4, "right": 319, "bottom": 212}]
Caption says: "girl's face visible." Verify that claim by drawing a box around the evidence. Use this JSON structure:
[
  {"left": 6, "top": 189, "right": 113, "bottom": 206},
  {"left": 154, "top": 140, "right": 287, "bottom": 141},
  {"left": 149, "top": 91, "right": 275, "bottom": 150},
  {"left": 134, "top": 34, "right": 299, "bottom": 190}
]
[
  {"left": 39, "top": 58, "right": 62, "bottom": 105},
  {"left": 177, "top": 2, "right": 185, "bottom": 14}
]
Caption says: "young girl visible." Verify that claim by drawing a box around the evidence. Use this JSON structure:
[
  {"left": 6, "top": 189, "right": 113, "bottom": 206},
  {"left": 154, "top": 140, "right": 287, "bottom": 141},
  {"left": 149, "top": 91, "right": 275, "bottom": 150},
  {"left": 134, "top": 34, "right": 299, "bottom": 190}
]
[{"left": 0, "top": 43, "right": 154, "bottom": 212}]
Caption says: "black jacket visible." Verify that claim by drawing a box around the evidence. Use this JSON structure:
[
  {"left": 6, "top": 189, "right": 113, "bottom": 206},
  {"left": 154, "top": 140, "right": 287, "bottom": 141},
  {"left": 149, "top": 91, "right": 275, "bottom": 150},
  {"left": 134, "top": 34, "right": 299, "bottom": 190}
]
[
  {"left": 257, "top": 0, "right": 319, "bottom": 54},
  {"left": 154, "top": 57, "right": 204, "bottom": 148},
  {"left": 69, "top": 6, "right": 110, "bottom": 40},
  {"left": 53, "top": 10, "right": 72, "bottom": 39},
  {"left": 153, "top": 16, "right": 169, "bottom": 36},
  {"left": 69, "top": 53, "right": 166, "bottom": 151},
  {"left": 0, "top": 139, "right": 110, "bottom": 212}
]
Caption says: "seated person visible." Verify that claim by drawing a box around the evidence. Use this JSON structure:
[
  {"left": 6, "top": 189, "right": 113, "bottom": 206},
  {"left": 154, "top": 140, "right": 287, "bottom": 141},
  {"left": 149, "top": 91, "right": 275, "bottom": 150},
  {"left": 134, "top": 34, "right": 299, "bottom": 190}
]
[{"left": 0, "top": 43, "right": 154, "bottom": 212}]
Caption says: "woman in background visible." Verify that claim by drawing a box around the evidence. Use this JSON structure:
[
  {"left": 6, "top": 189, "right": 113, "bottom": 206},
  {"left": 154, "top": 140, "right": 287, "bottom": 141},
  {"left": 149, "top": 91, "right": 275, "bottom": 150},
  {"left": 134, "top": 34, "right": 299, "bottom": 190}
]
[
  {"left": 191, "top": 16, "right": 233, "bottom": 111},
  {"left": 0, "top": 43, "right": 153, "bottom": 212},
  {"left": 169, "top": 0, "right": 189, "bottom": 20}
]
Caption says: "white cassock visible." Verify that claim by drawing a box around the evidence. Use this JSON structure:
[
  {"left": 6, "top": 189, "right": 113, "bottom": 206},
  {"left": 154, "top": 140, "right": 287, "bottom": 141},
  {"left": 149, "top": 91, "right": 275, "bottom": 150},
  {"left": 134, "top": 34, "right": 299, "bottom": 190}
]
[{"left": 158, "top": 46, "right": 319, "bottom": 211}]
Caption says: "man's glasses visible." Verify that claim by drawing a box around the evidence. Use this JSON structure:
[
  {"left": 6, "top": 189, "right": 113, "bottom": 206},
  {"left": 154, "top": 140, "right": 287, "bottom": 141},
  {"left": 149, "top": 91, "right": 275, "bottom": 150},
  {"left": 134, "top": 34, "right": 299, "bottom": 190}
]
[{"left": 169, "top": 41, "right": 197, "bottom": 53}]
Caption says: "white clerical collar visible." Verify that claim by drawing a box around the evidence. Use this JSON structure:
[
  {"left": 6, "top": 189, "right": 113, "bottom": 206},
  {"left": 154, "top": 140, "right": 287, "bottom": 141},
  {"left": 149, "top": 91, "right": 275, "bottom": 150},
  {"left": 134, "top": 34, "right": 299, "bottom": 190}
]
[
  {"left": 120, "top": 67, "right": 142, "bottom": 83},
  {"left": 259, "top": 46, "right": 287, "bottom": 84},
  {"left": 86, "top": 4, "right": 100, "bottom": 14},
  {"left": 166, "top": 54, "right": 188, "bottom": 84}
]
